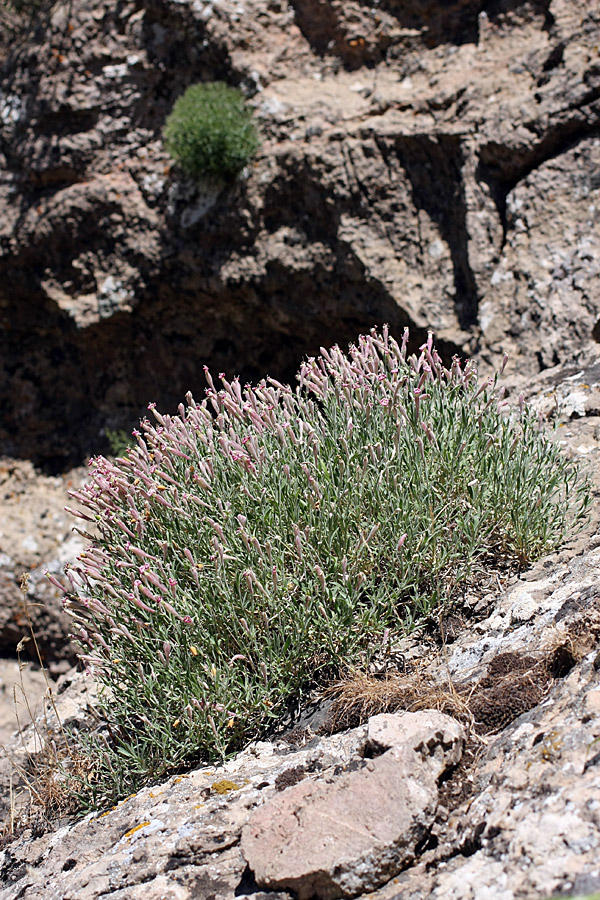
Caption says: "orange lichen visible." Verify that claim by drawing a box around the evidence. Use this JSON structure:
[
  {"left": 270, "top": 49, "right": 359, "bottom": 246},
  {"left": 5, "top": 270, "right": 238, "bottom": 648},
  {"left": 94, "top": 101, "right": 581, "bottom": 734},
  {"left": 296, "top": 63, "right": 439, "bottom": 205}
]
[
  {"left": 96, "top": 806, "right": 117, "bottom": 819},
  {"left": 211, "top": 780, "right": 240, "bottom": 795},
  {"left": 124, "top": 821, "right": 150, "bottom": 838}
]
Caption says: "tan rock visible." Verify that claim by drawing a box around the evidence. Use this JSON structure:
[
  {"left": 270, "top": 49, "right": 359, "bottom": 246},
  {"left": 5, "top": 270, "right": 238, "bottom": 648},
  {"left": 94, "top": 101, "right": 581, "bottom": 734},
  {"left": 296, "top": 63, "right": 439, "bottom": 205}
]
[
  {"left": 241, "top": 711, "right": 464, "bottom": 899},
  {"left": 366, "top": 711, "right": 465, "bottom": 778}
]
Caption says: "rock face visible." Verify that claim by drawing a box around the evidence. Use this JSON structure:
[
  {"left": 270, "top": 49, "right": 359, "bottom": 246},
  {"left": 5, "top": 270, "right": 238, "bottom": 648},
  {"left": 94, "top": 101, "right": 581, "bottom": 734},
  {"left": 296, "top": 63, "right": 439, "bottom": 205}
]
[
  {"left": 1, "top": 0, "right": 599, "bottom": 467},
  {"left": 0, "top": 711, "right": 462, "bottom": 900}
]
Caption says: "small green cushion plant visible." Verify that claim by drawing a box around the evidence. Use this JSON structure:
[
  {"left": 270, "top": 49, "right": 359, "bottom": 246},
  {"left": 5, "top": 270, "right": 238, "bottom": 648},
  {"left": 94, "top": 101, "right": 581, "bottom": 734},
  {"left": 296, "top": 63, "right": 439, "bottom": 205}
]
[
  {"left": 163, "top": 82, "right": 260, "bottom": 181},
  {"left": 56, "top": 328, "right": 590, "bottom": 808}
]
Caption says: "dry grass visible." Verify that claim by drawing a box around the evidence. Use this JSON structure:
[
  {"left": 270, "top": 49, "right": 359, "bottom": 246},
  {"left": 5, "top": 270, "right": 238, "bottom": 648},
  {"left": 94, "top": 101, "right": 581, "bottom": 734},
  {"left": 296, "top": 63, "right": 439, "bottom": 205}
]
[
  {"left": 0, "top": 576, "right": 87, "bottom": 846},
  {"left": 325, "top": 634, "right": 583, "bottom": 741},
  {"left": 325, "top": 667, "right": 475, "bottom": 735},
  {"left": 1, "top": 734, "right": 89, "bottom": 846}
]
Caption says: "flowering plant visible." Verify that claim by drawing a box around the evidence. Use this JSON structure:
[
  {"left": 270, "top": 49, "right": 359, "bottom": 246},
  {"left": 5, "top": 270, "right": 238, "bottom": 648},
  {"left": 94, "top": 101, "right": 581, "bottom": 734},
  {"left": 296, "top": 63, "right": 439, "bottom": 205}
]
[{"left": 54, "top": 328, "right": 589, "bottom": 806}]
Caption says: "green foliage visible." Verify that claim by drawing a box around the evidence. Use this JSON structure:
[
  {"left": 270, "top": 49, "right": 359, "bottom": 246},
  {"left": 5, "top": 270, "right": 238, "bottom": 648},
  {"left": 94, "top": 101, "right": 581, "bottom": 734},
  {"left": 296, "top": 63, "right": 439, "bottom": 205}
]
[
  {"left": 552, "top": 895, "right": 600, "bottom": 900},
  {"left": 105, "top": 428, "right": 132, "bottom": 458},
  {"left": 163, "top": 82, "right": 260, "bottom": 181},
  {"left": 57, "top": 328, "right": 590, "bottom": 809}
]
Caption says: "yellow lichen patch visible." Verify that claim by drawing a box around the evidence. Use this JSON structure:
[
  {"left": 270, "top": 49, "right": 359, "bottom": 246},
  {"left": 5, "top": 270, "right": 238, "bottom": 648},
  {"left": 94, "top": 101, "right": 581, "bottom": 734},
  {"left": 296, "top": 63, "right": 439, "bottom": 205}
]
[
  {"left": 100, "top": 795, "right": 137, "bottom": 816},
  {"left": 96, "top": 805, "right": 117, "bottom": 819},
  {"left": 124, "top": 821, "right": 150, "bottom": 838},
  {"left": 538, "top": 730, "right": 563, "bottom": 762},
  {"left": 211, "top": 779, "right": 240, "bottom": 795}
]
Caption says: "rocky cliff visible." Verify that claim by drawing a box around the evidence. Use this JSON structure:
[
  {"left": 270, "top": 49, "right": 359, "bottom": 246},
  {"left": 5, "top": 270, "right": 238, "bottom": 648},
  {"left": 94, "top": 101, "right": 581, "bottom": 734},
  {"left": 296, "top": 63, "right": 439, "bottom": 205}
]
[{"left": 1, "top": 0, "right": 599, "bottom": 468}]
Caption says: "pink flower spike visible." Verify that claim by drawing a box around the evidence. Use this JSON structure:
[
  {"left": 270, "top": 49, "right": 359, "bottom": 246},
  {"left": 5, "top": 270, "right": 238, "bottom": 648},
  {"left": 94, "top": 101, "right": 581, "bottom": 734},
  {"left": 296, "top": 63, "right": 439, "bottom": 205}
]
[
  {"left": 45, "top": 572, "right": 68, "bottom": 593},
  {"left": 159, "top": 598, "right": 180, "bottom": 618},
  {"left": 132, "top": 596, "right": 155, "bottom": 613}
]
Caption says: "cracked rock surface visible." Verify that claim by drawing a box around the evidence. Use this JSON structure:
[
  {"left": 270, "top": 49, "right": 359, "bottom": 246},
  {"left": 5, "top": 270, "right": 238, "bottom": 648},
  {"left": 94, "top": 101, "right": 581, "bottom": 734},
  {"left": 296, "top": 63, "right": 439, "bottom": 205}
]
[{"left": 0, "top": 712, "right": 461, "bottom": 900}]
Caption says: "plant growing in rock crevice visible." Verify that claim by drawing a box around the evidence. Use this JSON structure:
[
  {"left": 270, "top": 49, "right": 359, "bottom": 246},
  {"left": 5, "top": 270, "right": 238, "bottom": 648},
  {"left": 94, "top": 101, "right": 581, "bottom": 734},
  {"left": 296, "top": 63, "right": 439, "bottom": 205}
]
[
  {"left": 163, "top": 82, "right": 260, "bottom": 182},
  {"left": 52, "top": 327, "right": 590, "bottom": 808}
]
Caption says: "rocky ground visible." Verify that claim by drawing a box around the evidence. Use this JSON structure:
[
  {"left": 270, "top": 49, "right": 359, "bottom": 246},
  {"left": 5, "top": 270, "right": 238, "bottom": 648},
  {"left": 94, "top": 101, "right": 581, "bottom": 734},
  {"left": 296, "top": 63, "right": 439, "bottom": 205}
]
[{"left": 0, "top": 459, "right": 87, "bottom": 819}]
